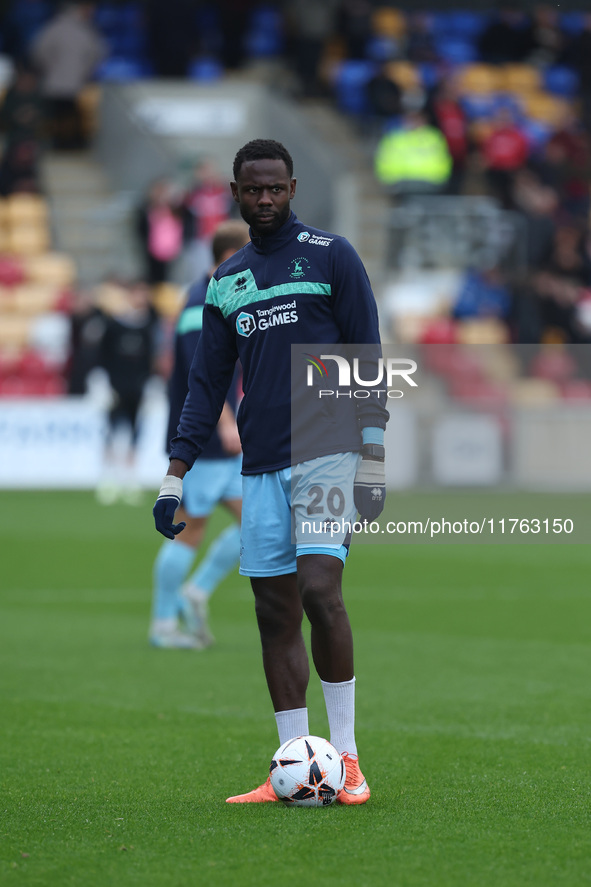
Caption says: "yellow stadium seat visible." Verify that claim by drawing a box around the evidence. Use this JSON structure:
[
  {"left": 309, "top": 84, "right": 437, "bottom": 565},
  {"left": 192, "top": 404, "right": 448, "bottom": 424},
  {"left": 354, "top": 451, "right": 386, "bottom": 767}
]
[
  {"left": 24, "top": 252, "right": 77, "bottom": 287},
  {"left": 509, "top": 378, "right": 560, "bottom": 405},
  {"left": 385, "top": 61, "right": 421, "bottom": 90},
  {"left": 6, "top": 193, "right": 49, "bottom": 225},
  {"left": 13, "top": 283, "right": 60, "bottom": 314},
  {"left": 372, "top": 8, "right": 407, "bottom": 39},
  {"left": 520, "top": 91, "right": 572, "bottom": 126},
  {"left": 500, "top": 64, "right": 542, "bottom": 94},
  {"left": 456, "top": 318, "right": 509, "bottom": 344},
  {"left": 0, "top": 313, "right": 32, "bottom": 347},
  {"left": 152, "top": 282, "right": 184, "bottom": 319},
  {"left": 456, "top": 64, "right": 502, "bottom": 94},
  {"left": 7, "top": 224, "right": 50, "bottom": 256}
]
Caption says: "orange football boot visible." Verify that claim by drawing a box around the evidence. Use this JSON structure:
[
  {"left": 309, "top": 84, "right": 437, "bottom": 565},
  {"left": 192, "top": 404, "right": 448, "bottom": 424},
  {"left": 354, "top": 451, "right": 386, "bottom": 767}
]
[
  {"left": 337, "top": 753, "right": 371, "bottom": 805},
  {"left": 226, "top": 776, "right": 278, "bottom": 804}
]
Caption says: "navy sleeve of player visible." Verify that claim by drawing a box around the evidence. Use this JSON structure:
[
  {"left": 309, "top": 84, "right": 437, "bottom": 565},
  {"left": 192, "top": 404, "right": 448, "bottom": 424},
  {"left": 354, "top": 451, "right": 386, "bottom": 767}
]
[{"left": 169, "top": 298, "right": 239, "bottom": 470}]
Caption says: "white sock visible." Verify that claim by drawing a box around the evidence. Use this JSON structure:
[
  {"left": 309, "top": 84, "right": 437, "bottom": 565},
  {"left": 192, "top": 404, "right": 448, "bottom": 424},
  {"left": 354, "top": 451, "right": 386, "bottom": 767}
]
[
  {"left": 321, "top": 677, "right": 357, "bottom": 757},
  {"left": 274, "top": 708, "right": 309, "bottom": 746}
]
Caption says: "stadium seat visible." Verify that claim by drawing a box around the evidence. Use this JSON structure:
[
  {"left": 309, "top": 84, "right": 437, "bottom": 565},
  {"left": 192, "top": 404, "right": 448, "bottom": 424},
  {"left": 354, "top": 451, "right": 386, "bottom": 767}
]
[
  {"left": 435, "top": 38, "right": 478, "bottom": 65},
  {"left": 460, "top": 93, "right": 499, "bottom": 121},
  {"left": 543, "top": 66, "right": 580, "bottom": 98},
  {"left": 152, "top": 283, "right": 184, "bottom": 319},
  {"left": 560, "top": 11, "right": 585, "bottom": 36},
  {"left": 7, "top": 225, "right": 50, "bottom": 256},
  {"left": 244, "top": 5, "right": 283, "bottom": 58},
  {"left": 333, "top": 60, "right": 377, "bottom": 115},
  {"left": 520, "top": 92, "right": 572, "bottom": 126},
  {"left": 500, "top": 64, "right": 542, "bottom": 94},
  {"left": 24, "top": 252, "right": 76, "bottom": 287},
  {"left": 371, "top": 8, "right": 406, "bottom": 39},
  {"left": 385, "top": 61, "right": 420, "bottom": 91},
  {"left": 509, "top": 378, "right": 559, "bottom": 405},
  {"left": 0, "top": 314, "right": 31, "bottom": 348},
  {"left": 6, "top": 194, "right": 48, "bottom": 225},
  {"left": 455, "top": 318, "right": 509, "bottom": 344},
  {"left": 188, "top": 57, "right": 224, "bottom": 81},
  {"left": 417, "top": 63, "right": 440, "bottom": 90},
  {"left": 560, "top": 380, "right": 591, "bottom": 400},
  {"left": 519, "top": 118, "right": 552, "bottom": 151},
  {"left": 443, "top": 12, "right": 489, "bottom": 39},
  {"left": 456, "top": 65, "right": 502, "bottom": 94},
  {"left": 13, "top": 283, "right": 60, "bottom": 315},
  {"left": 95, "top": 57, "right": 152, "bottom": 81},
  {"left": 0, "top": 255, "right": 26, "bottom": 286}
]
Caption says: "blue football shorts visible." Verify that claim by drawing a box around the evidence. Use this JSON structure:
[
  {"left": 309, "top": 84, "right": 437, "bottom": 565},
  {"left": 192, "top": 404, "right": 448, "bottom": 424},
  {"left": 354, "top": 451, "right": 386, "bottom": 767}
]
[
  {"left": 181, "top": 455, "right": 242, "bottom": 517},
  {"left": 239, "top": 451, "right": 360, "bottom": 578}
]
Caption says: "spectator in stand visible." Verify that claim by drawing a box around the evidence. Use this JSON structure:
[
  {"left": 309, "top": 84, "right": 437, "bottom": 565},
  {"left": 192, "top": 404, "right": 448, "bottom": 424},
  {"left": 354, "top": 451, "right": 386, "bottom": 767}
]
[
  {"left": 405, "top": 13, "right": 440, "bottom": 65},
  {"left": 136, "top": 178, "right": 184, "bottom": 286},
  {"left": 374, "top": 105, "right": 452, "bottom": 198},
  {"left": 284, "top": 0, "right": 340, "bottom": 98},
  {"left": 336, "top": 0, "right": 373, "bottom": 60},
  {"left": 144, "top": 0, "right": 196, "bottom": 78},
  {"left": 453, "top": 267, "right": 512, "bottom": 321},
  {"left": 511, "top": 167, "right": 559, "bottom": 267},
  {"left": 523, "top": 5, "right": 566, "bottom": 69},
  {"left": 366, "top": 63, "right": 402, "bottom": 128},
  {"left": 565, "top": 15, "right": 591, "bottom": 136},
  {"left": 478, "top": 5, "right": 533, "bottom": 65},
  {"left": 427, "top": 76, "right": 469, "bottom": 195},
  {"left": 29, "top": 1, "right": 106, "bottom": 150},
  {"left": 479, "top": 108, "right": 530, "bottom": 209},
  {"left": 0, "top": 63, "right": 45, "bottom": 195},
  {"left": 530, "top": 112, "right": 591, "bottom": 220},
  {"left": 180, "top": 159, "right": 232, "bottom": 283},
  {"left": 532, "top": 223, "right": 589, "bottom": 344}
]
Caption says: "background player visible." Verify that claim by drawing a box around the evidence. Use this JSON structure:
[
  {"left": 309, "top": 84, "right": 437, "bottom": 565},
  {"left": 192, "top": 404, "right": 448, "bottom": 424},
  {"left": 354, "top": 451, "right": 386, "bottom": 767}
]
[
  {"left": 149, "top": 220, "right": 249, "bottom": 649},
  {"left": 153, "top": 140, "right": 388, "bottom": 803}
]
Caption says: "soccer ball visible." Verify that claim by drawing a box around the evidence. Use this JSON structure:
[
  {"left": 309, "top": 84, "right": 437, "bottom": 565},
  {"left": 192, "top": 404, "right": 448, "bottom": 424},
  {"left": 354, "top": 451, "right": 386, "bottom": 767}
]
[{"left": 269, "top": 735, "right": 345, "bottom": 806}]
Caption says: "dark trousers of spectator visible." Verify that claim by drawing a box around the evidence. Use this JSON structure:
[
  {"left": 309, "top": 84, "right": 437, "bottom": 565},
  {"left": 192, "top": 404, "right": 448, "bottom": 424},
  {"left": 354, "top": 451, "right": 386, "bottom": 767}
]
[{"left": 47, "top": 97, "right": 87, "bottom": 150}]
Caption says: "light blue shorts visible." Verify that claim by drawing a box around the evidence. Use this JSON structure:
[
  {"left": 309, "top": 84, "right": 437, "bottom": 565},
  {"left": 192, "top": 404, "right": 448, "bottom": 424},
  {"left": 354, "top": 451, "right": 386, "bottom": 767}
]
[
  {"left": 240, "top": 452, "right": 360, "bottom": 578},
  {"left": 182, "top": 455, "right": 242, "bottom": 517}
]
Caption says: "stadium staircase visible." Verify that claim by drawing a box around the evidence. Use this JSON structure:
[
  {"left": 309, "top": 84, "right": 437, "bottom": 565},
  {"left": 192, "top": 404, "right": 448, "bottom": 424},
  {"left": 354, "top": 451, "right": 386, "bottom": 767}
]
[{"left": 41, "top": 151, "right": 142, "bottom": 285}]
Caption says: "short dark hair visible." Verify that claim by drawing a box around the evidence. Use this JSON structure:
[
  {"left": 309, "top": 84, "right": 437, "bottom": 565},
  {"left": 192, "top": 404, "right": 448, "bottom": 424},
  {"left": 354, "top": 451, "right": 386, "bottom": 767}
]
[
  {"left": 233, "top": 139, "right": 294, "bottom": 181},
  {"left": 212, "top": 220, "right": 249, "bottom": 264}
]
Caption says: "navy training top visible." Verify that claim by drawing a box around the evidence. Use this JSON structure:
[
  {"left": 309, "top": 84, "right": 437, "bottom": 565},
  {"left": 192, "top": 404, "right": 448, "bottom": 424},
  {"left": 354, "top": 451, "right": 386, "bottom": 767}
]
[{"left": 170, "top": 212, "right": 388, "bottom": 475}]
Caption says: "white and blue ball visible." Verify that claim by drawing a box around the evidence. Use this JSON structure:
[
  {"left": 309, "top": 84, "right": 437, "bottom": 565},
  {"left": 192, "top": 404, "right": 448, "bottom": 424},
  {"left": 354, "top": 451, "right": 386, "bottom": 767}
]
[{"left": 269, "top": 735, "right": 345, "bottom": 807}]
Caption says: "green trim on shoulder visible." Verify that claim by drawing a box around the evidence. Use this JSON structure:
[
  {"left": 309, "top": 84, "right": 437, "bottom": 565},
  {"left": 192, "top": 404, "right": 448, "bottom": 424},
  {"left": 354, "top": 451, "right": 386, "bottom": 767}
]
[{"left": 177, "top": 305, "right": 204, "bottom": 334}]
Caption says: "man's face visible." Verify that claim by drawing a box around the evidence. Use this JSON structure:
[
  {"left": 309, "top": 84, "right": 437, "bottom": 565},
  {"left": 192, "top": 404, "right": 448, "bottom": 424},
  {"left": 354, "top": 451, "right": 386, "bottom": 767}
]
[{"left": 231, "top": 159, "right": 296, "bottom": 236}]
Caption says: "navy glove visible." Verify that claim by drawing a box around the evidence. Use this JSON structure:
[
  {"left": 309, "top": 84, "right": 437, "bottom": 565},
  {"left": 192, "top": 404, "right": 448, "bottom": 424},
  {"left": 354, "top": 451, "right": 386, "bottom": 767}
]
[
  {"left": 354, "top": 443, "right": 386, "bottom": 521},
  {"left": 153, "top": 476, "right": 186, "bottom": 539}
]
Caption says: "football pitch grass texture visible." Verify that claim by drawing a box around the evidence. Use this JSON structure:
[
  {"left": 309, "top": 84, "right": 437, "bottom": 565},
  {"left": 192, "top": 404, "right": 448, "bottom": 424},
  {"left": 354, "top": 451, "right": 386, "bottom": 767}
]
[{"left": 1, "top": 491, "right": 590, "bottom": 887}]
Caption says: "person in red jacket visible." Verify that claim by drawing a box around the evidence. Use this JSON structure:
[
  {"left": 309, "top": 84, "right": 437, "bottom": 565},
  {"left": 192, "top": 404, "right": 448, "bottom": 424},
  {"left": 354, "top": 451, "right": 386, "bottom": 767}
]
[{"left": 480, "top": 108, "right": 530, "bottom": 208}]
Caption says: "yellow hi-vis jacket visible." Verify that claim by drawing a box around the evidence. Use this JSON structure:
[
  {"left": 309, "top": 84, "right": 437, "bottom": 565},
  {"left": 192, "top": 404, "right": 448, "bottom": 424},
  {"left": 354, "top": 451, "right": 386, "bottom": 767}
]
[{"left": 375, "top": 124, "right": 453, "bottom": 187}]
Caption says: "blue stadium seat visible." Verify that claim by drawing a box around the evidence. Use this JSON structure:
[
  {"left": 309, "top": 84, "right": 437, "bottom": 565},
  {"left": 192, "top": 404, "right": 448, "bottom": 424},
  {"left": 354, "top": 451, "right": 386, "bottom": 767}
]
[
  {"left": 417, "top": 63, "right": 440, "bottom": 90},
  {"left": 543, "top": 66, "right": 580, "bottom": 98},
  {"left": 333, "top": 60, "right": 377, "bottom": 115},
  {"left": 443, "top": 12, "right": 489, "bottom": 39},
  {"left": 95, "top": 56, "right": 152, "bottom": 81},
  {"left": 244, "top": 5, "right": 283, "bottom": 58},
  {"left": 519, "top": 118, "right": 552, "bottom": 152},
  {"left": 366, "top": 35, "right": 399, "bottom": 63},
  {"left": 560, "top": 12, "right": 585, "bottom": 36},
  {"left": 435, "top": 38, "right": 478, "bottom": 65},
  {"left": 188, "top": 57, "right": 224, "bottom": 81},
  {"left": 460, "top": 93, "right": 498, "bottom": 121}
]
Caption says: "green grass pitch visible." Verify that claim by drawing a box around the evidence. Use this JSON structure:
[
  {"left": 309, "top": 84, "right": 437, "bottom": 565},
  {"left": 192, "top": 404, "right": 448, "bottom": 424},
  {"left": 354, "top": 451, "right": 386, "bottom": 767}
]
[{"left": 1, "top": 490, "right": 590, "bottom": 886}]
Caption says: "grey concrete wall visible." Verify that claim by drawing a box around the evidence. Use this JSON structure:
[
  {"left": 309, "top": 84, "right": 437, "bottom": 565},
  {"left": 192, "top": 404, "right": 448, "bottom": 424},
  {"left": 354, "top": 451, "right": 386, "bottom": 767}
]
[{"left": 93, "top": 81, "right": 342, "bottom": 231}]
